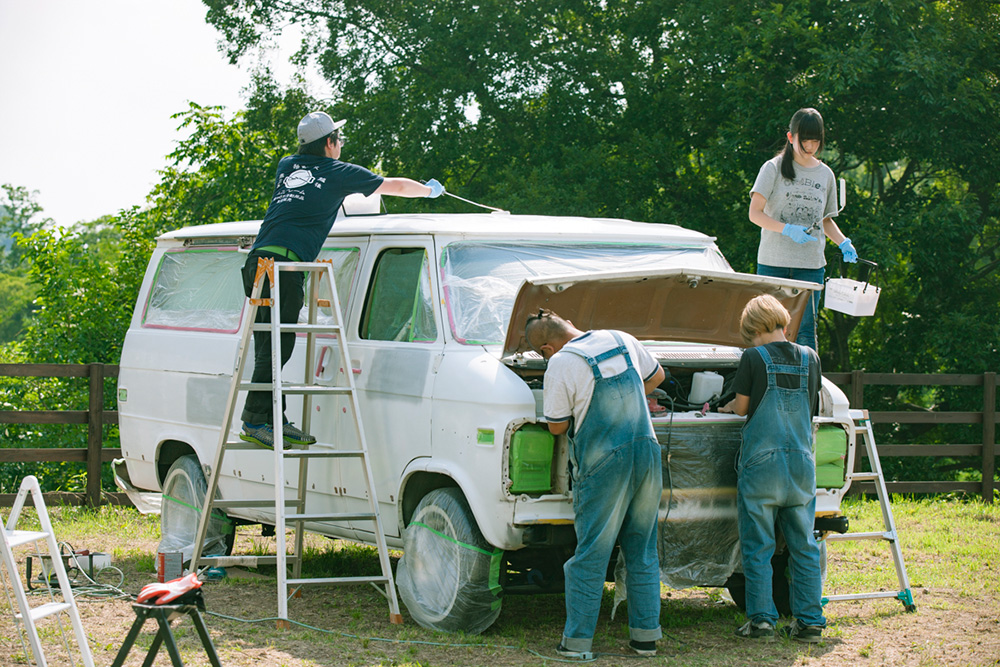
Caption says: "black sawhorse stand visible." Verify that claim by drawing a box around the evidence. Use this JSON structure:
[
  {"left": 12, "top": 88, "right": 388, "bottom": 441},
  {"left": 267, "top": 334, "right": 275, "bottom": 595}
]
[{"left": 111, "top": 603, "right": 221, "bottom": 667}]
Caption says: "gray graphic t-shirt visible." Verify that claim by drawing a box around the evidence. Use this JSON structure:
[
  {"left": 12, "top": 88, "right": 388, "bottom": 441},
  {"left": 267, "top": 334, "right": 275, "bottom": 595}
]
[{"left": 752, "top": 156, "right": 838, "bottom": 269}]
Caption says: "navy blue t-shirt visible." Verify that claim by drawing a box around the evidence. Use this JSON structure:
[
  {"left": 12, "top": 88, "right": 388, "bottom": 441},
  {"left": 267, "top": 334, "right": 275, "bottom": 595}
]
[
  {"left": 252, "top": 154, "right": 384, "bottom": 261},
  {"left": 733, "top": 341, "right": 821, "bottom": 419}
]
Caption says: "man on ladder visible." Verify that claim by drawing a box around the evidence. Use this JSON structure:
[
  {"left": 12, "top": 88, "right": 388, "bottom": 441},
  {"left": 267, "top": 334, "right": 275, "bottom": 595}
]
[{"left": 240, "top": 110, "right": 445, "bottom": 448}]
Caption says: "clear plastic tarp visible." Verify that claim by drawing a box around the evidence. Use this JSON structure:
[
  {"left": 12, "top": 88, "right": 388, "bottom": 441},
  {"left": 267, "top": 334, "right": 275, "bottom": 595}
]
[
  {"left": 654, "top": 417, "right": 743, "bottom": 588},
  {"left": 157, "top": 457, "right": 231, "bottom": 564},
  {"left": 441, "top": 243, "right": 731, "bottom": 345},
  {"left": 143, "top": 249, "right": 246, "bottom": 332},
  {"left": 143, "top": 246, "right": 361, "bottom": 333},
  {"left": 396, "top": 488, "right": 503, "bottom": 635},
  {"left": 303, "top": 247, "right": 360, "bottom": 326}
]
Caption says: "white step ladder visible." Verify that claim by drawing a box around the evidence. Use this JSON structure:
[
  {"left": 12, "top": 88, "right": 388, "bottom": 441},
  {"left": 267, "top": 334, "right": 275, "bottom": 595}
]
[
  {"left": 1, "top": 475, "right": 95, "bottom": 667},
  {"left": 190, "top": 256, "right": 402, "bottom": 626},
  {"left": 824, "top": 409, "right": 916, "bottom": 612}
]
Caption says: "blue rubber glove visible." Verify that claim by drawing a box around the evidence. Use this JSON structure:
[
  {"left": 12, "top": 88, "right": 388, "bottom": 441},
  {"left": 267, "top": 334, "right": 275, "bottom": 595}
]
[
  {"left": 425, "top": 179, "right": 444, "bottom": 198},
  {"left": 839, "top": 238, "right": 858, "bottom": 263},
  {"left": 781, "top": 224, "right": 818, "bottom": 244}
]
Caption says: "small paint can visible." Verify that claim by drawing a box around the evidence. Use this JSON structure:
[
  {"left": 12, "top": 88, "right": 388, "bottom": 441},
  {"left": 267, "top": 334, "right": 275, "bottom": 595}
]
[{"left": 156, "top": 551, "right": 183, "bottom": 583}]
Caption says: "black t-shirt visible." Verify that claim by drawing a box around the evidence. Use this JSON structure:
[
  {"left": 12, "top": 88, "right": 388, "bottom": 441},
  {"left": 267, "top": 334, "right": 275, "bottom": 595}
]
[
  {"left": 733, "top": 341, "right": 821, "bottom": 419},
  {"left": 252, "top": 154, "right": 384, "bottom": 261}
]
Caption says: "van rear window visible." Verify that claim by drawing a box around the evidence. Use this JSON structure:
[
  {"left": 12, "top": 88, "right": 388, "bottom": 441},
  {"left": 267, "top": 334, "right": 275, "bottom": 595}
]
[{"left": 142, "top": 249, "right": 246, "bottom": 332}]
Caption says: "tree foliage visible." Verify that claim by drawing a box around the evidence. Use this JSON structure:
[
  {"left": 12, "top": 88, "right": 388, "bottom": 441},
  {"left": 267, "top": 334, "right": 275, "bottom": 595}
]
[
  {"left": 146, "top": 74, "right": 318, "bottom": 229},
  {"left": 202, "top": 0, "right": 1000, "bottom": 376}
]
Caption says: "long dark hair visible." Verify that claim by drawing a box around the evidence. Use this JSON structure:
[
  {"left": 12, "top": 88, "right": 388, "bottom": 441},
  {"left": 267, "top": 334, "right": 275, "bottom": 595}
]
[{"left": 779, "top": 108, "right": 825, "bottom": 180}]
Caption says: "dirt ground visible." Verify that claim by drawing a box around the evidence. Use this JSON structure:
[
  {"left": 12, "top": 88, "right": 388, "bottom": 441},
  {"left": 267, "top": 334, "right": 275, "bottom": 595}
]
[{"left": 3, "top": 559, "right": 998, "bottom": 667}]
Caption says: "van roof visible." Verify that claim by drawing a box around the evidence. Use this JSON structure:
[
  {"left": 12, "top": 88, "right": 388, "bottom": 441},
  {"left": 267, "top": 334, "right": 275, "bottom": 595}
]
[{"left": 158, "top": 213, "right": 717, "bottom": 246}]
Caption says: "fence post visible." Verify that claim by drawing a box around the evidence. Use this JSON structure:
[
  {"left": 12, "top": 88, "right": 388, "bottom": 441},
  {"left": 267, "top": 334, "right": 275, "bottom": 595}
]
[
  {"left": 983, "top": 372, "right": 996, "bottom": 503},
  {"left": 851, "top": 370, "right": 866, "bottom": 472},
  {"left": 87, "top": 363, "right": 105, "bottom": 508}
]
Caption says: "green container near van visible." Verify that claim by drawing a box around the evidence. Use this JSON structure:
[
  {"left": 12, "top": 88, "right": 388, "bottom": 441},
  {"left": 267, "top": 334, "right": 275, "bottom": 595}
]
[
  {"left": 509, "top": 424, "right": 554, "bottom": 494},
  {"left": 815, "top": 424, "right": 848, "bottom": 489}
]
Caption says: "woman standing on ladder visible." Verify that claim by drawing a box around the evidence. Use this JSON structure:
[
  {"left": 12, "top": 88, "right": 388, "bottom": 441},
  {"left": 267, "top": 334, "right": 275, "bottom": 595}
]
[{"left": 749, "top": 108, "right": 858, "bottom": 351}]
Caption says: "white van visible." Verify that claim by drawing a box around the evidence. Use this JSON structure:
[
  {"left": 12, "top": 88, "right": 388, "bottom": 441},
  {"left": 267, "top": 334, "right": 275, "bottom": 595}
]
[{"left": 117, "top": 199, "right": 856, "bottom": 633}]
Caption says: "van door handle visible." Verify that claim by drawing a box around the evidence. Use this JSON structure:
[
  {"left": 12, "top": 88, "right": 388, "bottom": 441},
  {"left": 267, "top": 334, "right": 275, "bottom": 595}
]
[{"left": 315, "top": 347, "right": 329, "bottom": 377}]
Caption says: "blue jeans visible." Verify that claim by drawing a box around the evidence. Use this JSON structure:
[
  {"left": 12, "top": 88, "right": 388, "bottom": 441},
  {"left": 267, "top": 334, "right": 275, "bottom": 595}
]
[
  {"left": 756, "top": 264, "right": 824, "bottom": 351},
  {"left": 559, "top": 332, "right": 663, "bottom": 652},
  {"left": 737, "top": 346, "right": 826, "bottom": 628}
]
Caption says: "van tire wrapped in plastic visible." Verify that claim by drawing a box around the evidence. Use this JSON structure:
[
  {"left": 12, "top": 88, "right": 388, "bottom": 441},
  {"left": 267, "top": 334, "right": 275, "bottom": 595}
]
[
  {"left": 725, "top": 542, "right": 828, "bottom": 617},
  {"left": 724, "top": 551, "right": 791, "bottom": 617},
  {"left": 158, "top": 455, "right": 233, "bottom": 564},
  {"left": 396, "top": 487, "right": 503, "bottom": 634}
]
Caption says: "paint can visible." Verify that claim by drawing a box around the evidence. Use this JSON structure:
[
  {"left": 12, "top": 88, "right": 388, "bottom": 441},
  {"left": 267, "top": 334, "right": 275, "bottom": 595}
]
[{"left": 156, "top": 551, "right": 183, "bottom": 583}]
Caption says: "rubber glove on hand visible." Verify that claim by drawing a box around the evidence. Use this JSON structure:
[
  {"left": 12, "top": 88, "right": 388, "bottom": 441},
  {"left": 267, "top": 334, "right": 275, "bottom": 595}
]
[
  {"left": 839, "top": 238, "right": 858, "bottom": 263},
  {"left": 425, "top": 179, "right": 444, "bottom": 198},
  {"left": 781, "top": 224, "right": 818, "bottom": 244}
]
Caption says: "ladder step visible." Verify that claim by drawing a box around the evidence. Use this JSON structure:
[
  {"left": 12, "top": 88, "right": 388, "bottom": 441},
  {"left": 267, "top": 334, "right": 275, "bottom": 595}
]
[
  {"left": 213, "top": 499, "right": 300, "bottom": 509},
  {"left": 17, "top": 602, "right": 72, "bottom": 622},
  {"left": 197, "top": 555, "right": 298, "bottom": 567},
  {"left": 239, "top": 383, "right": 352, "bottom": 395},
  {"left": 252, "top": 323, "right": 341, "bottom": 334},
  {"left": 287, "top": 575, "right": 389, "bottom": 587},
  {"left": 220, "top": 441, "right": 363, "bottom": 458},
  {"left": 285, "top": 449, "right": 365, "bottom": 459},
  {"left": 223, "top": 440, "right": 272, "bottom": 451},
  {"left": 222, "top": 440, "right": 319, "bottom": 451},
  {"left": 3, "top": 529, "right": 50, "bottom": 548},
  {"left": 287, "top": 512, "right": 376, "bottom": 523},
  {"left": 850, "top": 472, "right": 880, "bottom": 481},
  {"left": 825, "top": 591, "right": 902, "bottom": 602},
  {"left": 826, "top": 531, "right": 894, "bottom": 542}
]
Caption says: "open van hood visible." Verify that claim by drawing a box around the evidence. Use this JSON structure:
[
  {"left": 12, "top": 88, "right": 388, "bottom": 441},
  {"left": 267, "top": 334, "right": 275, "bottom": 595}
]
[{"left": 503, "top": 267, "right": 820, "bottom": 357}]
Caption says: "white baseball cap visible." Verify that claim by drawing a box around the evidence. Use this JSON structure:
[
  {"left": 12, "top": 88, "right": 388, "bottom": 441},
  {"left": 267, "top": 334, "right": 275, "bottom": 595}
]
[{"left": 297, "top": 111, "right": 347, "bottom": 145}]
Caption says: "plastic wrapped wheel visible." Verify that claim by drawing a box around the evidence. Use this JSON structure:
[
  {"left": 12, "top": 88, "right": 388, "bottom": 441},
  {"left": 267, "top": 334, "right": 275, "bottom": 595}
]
[
  {"left": 724, "top": 551, "right": 792, "bottom": 617},
  {"left": 158, "top": 455, "right": 233, "bottom": 564},
  {"left": 725, "top": 539, "right": 832, "bottom": 616},
  {"left": 396, "top": 487, "right": 503, "bottom": 634}
]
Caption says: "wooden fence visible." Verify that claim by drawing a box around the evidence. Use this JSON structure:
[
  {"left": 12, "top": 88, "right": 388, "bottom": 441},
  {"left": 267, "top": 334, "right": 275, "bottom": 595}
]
[
  {"left": 826, "top": 371, "right": 997, "bottom": 502},
  {"left": 0, "top": 365, "right": 997, "bottom": 507},
  {"left": 0, "top": 363, "right": 128, "bottom": 508}
]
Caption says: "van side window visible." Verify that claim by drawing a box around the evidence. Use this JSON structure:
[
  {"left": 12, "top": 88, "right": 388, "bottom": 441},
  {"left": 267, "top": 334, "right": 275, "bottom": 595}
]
[
  {"left": 309, "top": 247, "right": 361, "bottom": 323},
  {"left": 142, "top": 249, "right": 245, "bottom": 332},
  {"left": 360, "top": 248, "right": 436, "bottom": 342}
]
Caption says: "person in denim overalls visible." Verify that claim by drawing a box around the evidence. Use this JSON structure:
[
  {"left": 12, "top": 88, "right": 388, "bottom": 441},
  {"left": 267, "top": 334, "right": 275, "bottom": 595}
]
[
  {"left": 721, "top": 294, "right": 826, "bottom": 642},
  {"left": 526, "top": 310, "right": 665, "bottom": 658}
]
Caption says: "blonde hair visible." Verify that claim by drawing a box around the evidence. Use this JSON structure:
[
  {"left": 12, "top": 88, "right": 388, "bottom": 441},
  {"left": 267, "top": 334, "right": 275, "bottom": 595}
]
[{"left": 739, "top": 294, "right": 790, "bottom": 346}]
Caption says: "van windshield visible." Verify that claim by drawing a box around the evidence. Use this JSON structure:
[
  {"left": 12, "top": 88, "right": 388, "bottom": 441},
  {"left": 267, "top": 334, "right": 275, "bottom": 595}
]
[{"left": 441, "top": 242, "right": 731, "bottom": 345}]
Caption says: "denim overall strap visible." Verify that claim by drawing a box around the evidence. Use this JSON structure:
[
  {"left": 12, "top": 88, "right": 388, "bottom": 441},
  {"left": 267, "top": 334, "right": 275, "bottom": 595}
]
[
  {"left": 737, "top": 343, "right": 825, "bottom": 628},
  {"left": 742, "top": 345, "right": 813, "bottom": 459},
  {"left": 558, "top": 331, "right": 663, "bottom": 652},
  {"left": 565, "top": 335, "right": 633, "bottom": 382}
]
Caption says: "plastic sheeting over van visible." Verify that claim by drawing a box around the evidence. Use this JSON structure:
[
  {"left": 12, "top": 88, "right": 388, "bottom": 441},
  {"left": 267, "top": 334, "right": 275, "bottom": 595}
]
[{"left": 441, "top": 242, "right": 732, "bottom": 346}]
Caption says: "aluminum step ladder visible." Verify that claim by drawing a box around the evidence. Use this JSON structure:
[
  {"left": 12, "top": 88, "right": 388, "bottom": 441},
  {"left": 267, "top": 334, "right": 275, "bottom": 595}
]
[
  {"left": 1, "top": 475, "right": 95, "bottom": 667},
  {"left": 824, "top": 409, "right": 916, "bottom": 612},
  {"left": 190, "top": 256, "right": 402, "bottom": 627}
]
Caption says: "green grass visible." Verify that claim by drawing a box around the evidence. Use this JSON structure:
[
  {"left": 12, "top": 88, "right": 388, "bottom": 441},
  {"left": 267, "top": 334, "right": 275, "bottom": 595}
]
[{"left": 826, "top": 495, "right": 1000, "bottom": 600}]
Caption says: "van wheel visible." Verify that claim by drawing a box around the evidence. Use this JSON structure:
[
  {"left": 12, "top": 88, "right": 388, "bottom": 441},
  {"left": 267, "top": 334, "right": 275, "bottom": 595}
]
[
  {"left": 724, "top": 551, "right": 792, "bottom": 617},
  {"left": 396, "top": 488, "right": 503, "bottom": 634},
  {"left": 160, "top": 455, "right": 234, "bottom": 563}
]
